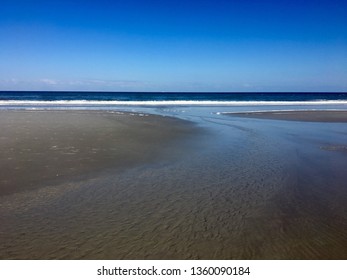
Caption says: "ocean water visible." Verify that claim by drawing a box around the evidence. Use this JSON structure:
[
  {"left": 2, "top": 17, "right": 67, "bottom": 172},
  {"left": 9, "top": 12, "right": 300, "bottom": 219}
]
[
  {"left": 1, "top": 91, "right": 347, "bottom": 104},
  {"left": 1, "top": 91, "right": 347, "bottom": 118}
]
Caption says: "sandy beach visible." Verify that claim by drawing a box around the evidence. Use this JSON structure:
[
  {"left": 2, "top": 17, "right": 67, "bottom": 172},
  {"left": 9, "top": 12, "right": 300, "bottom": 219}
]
[
  {"left": 0, "top": 110, "right": 197, "bottom": 196},
  {"left": 225, "top": 110, "right": 347, "bottom": 122},
  {"left": 0, "top": 109, "right": 347, "bottom": 259}
]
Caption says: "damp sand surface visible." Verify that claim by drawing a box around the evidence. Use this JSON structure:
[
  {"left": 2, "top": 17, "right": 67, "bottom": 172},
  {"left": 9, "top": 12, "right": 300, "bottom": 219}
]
[
  {"left": 225, "top": 110, "right": 347, "bottom": 122},
  {"left": 0, "top": 110, "right": 197, "bottom": 196},
  {"left": 1, "top": 109, "right": 347, "bottom": 259}
]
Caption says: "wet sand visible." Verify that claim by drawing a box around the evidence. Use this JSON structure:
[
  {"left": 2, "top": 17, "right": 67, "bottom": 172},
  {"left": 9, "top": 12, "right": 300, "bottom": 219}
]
[
  {"left": 0, "top": 110, "right": 197, "bottom": 196},
  {"left": 1, "top": 109, "right": 347, "bottom": 259},
  {"left": 225, "top": 110, "right": 347, "bottom": 122}
]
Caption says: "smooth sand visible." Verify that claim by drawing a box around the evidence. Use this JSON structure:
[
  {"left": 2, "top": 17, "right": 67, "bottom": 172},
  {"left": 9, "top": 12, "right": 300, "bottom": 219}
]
[
  {"left": 225, "top": 110, "right": 347, "bottom": 122},
  {"left": 0, "top": 110, "right": 197, "bottom": 196}
]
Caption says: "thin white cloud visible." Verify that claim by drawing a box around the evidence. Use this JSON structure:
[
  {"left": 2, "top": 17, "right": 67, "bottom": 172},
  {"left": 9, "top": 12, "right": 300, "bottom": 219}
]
[
  {"left": 0, "top": 78, "right": 151, "bottom": 91},
  {"left": 39, "top": 79, "right": 58, "bottom": 85}
]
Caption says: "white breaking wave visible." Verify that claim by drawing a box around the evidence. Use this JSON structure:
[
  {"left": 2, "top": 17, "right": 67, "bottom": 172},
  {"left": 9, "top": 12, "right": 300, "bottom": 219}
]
[{"left": 1, "top": 100, "right": 347, "bottom": 106}]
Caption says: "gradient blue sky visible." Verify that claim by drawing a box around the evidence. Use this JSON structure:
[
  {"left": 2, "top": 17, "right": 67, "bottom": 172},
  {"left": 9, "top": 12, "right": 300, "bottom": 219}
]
[{"left": 1, "top": 0, "right": 346, "bottom": 91}]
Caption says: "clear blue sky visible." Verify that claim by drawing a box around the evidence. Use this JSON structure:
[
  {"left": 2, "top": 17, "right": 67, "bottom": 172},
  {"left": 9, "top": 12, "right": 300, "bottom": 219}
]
[{"left": 1, "top": 0, "right": 346, "bottom": 91}]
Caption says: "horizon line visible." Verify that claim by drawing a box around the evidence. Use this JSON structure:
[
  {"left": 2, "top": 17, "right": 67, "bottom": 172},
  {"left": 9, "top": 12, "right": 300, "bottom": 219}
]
[{"left": 1, "top": 90, "right": 346, "bottom": 94}]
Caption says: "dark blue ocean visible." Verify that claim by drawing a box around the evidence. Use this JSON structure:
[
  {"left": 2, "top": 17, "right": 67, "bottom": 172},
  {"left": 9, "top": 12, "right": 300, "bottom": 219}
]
[{"left": 0, "top": 91, "right": 346, "bottom": 102}]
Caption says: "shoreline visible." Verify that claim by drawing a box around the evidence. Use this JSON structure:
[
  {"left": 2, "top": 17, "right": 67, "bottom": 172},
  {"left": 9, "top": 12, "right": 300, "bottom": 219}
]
[{"left": 224, "top": 110, "right": 347, "bottom": 122}]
